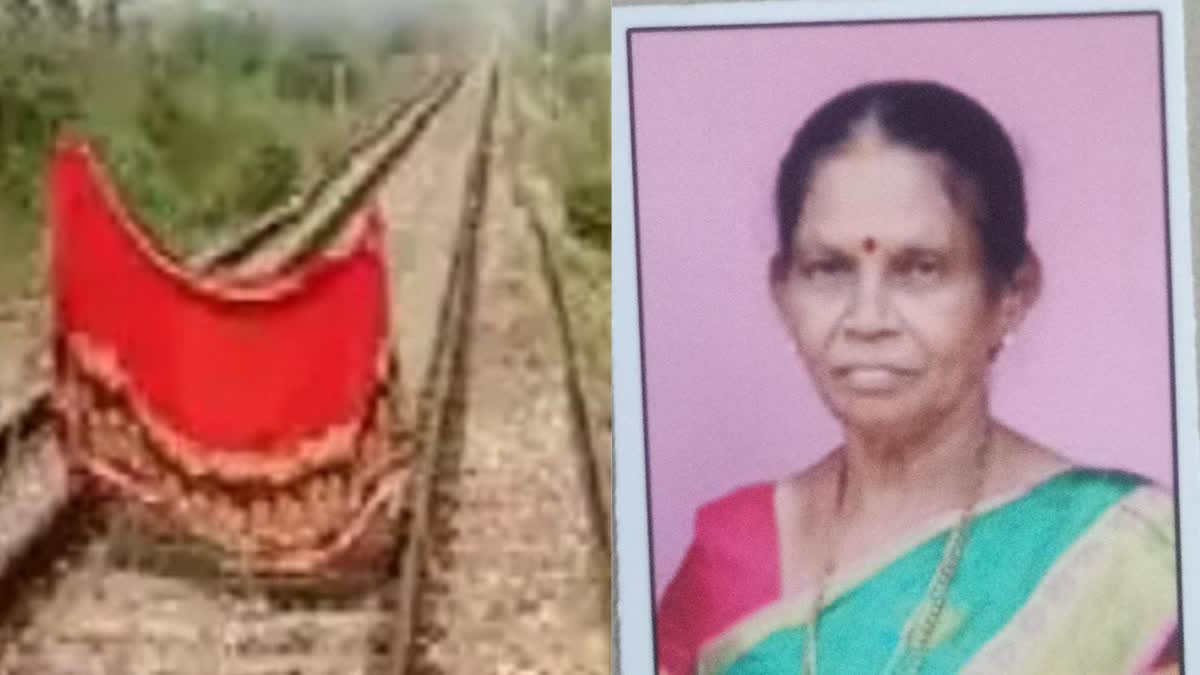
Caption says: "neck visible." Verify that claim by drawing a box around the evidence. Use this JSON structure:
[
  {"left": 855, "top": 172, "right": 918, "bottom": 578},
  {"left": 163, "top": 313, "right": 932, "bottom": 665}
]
[{"left": 836, "top": 391, "right": 992, "bottom": 517}]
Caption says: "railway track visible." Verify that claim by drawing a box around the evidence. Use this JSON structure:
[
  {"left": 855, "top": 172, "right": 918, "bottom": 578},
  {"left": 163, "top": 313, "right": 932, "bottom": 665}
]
[
  {"left": 195, "top": 66, "right": 454, "bottom": 273},
  {"left": 404, "top": 59, "right": 610, "bottom": 674},
  {"left": 385, "top": 61, "right": 499, "bottom": 675},
  {"left": 0, "top": 43, "right": 610, "bottom": 675}
]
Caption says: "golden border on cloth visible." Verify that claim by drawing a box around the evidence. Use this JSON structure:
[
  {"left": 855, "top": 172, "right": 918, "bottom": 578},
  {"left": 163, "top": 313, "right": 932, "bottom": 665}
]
[
  {"left": 961, "top": 486, "right": 1177, "bottom": 675},
  {"left": 53, "top": 333, "right": 414, "bottom": 574}
]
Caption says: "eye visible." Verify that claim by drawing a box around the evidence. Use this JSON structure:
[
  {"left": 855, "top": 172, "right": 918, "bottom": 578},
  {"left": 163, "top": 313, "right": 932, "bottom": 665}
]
[
  {"left": 800, "top": 257, "right": 853, "bottom": 281},
  {"left": 893, "top": 254, "right": 946, "bottom": 284}
]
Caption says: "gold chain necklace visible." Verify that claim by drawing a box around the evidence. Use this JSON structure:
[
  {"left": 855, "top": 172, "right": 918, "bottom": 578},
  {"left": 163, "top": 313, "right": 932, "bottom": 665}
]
[{"left": 802, "top": 425, "right": 993, "bottom": 675}]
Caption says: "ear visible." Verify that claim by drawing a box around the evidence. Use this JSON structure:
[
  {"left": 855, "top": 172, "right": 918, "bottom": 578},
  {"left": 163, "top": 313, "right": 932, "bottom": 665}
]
[
  {"left": 995, "top": 250, "right": 1042, "bottom": 337},
  {"left": 768, "top": 252, "right": 789, "bottom": 313}
]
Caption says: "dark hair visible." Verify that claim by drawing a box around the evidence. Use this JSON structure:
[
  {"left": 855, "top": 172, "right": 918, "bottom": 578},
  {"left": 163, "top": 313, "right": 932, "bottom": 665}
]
[{"left": 774, "top": 80, "right": 1030, "bottom": 291}]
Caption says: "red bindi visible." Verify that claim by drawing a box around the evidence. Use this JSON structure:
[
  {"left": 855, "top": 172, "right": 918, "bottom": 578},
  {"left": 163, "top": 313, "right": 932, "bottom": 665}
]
[{"left": 862, "top": 237, "right": 877, "bottom": 254}]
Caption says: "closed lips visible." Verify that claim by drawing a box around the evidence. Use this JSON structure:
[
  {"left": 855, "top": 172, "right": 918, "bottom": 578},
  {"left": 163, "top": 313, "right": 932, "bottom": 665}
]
[
  {"left": 833, "top": 364, "right": 918, "bottom": 391},
  {"left": 832, "top": 364, "right": 918, "bottom": 376}
]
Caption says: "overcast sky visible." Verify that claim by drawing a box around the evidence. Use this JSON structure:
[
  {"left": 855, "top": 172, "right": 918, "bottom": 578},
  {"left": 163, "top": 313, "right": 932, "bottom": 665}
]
[{"left": 112, "top": 0, "right": 598, "bottom": 48}]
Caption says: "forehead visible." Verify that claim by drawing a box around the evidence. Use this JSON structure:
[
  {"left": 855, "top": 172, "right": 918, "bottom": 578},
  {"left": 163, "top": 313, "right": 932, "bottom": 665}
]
[{"left": 797, "top": 141, "right": 973, "bottom": 251}]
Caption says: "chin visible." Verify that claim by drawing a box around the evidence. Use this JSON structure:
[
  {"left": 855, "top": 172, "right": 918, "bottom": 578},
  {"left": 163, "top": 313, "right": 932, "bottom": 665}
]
[
  {"left": 826, "top": 388, "right": 924, "bottom": 433},
  {"left": 838, "top": 406, "right": 916, "bottom": 434}
]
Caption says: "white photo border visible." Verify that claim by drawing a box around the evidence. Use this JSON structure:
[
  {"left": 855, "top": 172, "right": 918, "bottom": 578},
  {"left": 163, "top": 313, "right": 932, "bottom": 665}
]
[{"left": 610, "top": 1, "right": 1197, "bottom": 673}]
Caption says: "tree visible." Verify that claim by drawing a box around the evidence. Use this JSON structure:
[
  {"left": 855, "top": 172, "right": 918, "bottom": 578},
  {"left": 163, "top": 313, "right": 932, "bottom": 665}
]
[
  {"left": 94, "top": 0, "right": 123, "bottom": 42},
  {"left": 275, "top": 36, "right": 361, "bottom": 109},
  {"left": 3, "top": 0, "right": 40, "bottom": 27},
  {"left": 44, "top": 0, "right": 80, "bottom": 30}
]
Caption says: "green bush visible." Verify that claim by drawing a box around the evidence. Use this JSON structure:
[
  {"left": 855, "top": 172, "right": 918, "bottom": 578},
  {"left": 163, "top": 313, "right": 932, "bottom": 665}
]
[
  {"left": 556, "top": 52, "right": 610, "bottom": 252},
  {"left": 0, "top": 51, "right": 81, "bottom": 221},
  {"left": 275, "top": 37, "right": 363, "bottom": 108},
  {"left": 565, "top": 172, "right": 610, "bottom": 251},
  {"left": 234, "top": 141, "right": 300, "bottom": 215},
  {"left": 0, "top": 4, "right": 417, "bottom": 276},
  {"left": 170, "top": 11, "right": 272, "bottom": 79}
]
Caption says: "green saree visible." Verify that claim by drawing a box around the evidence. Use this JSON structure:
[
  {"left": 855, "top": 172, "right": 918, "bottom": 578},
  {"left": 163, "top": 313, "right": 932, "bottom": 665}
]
[{"left": 656, "top": 469, "right": 1178, "bottom": 675}]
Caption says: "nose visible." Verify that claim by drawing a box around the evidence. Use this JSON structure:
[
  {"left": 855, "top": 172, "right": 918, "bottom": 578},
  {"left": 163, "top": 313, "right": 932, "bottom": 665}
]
[{"left": 842, "top": 270, "right": 898, "bottom": 340}]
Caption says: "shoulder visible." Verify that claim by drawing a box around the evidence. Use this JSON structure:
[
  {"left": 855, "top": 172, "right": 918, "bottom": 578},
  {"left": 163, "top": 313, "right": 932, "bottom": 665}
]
[
  {"left": 1038, "top": 466, "right": 1176, "bottom": 556},
  {"left": 694, "top": 455, "right": 838, "bottom": 535},
  {"left": 676, "top": 480, "right": 785, "bottom": 597},
  {"left": 694, "top": 481, "right": 778, "bottom": 539},
  {"left": 997, "top": 432, "right": 1172, "bottom": 529},
  {"left": 979, "top": 465, "right": 1176, "bottom": 570},
  {"left": 685, "top": 480, "right": 782, "bottom": 573},
  {"left": 1097, "top": 470, "right": 1176, "bottom": 551},
  {"left": 656, "top": 481, "right": 783, "bottom": 675},
  {"left": 1050, "top": 466, "right": 1173, "bottom": 512}
]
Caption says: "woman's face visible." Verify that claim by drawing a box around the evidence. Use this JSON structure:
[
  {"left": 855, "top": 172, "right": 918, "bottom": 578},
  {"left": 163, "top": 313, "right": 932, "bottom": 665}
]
[{"left": 773, "top": 133, "right": 1014, "bottom": 434}]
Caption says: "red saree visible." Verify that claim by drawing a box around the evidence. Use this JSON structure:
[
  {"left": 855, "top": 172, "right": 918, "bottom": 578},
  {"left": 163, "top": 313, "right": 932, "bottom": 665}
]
[{"left": 47, "top": 137, "right": 410, "bottom": 574}]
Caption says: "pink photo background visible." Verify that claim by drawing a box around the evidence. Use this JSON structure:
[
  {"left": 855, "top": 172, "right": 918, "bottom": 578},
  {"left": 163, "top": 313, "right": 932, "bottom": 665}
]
[{"left": 627, "top": 14, "right": 1173, "bottom": 601}]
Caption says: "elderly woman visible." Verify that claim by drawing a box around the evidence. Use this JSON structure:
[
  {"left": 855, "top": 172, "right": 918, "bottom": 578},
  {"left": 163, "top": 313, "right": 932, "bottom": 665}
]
[{"left": 654, "top": 81, "right": 1179, "bottom": 675}]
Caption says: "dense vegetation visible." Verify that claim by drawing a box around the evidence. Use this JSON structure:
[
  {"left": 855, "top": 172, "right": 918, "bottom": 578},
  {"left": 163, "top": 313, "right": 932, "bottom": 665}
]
[
  {"left": 555, "top": 19, "right": 610, "bottom": 253},
  {"left": 506, "top": 1, "right": 612, "bottom": 485},
  {"left": 0, "top": 1, "right": 422, "bottom": 294},
  {"left": 510, "top": 0, "right": 609, "bottom": 252}
]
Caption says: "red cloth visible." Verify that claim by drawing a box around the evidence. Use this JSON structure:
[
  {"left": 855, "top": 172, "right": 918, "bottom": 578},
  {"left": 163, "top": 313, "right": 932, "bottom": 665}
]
[
  {"left": 656, "top": 483, "right": 780, "bottom": 675},
  {"left": 49, "top": 137, "right": 390, "bottom": 457}
]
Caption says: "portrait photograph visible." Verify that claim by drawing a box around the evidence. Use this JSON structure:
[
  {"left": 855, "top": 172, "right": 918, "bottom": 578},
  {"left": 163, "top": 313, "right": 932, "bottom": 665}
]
[{"left": 610, "top": 1, "right": 1199, "bottom": 673}]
